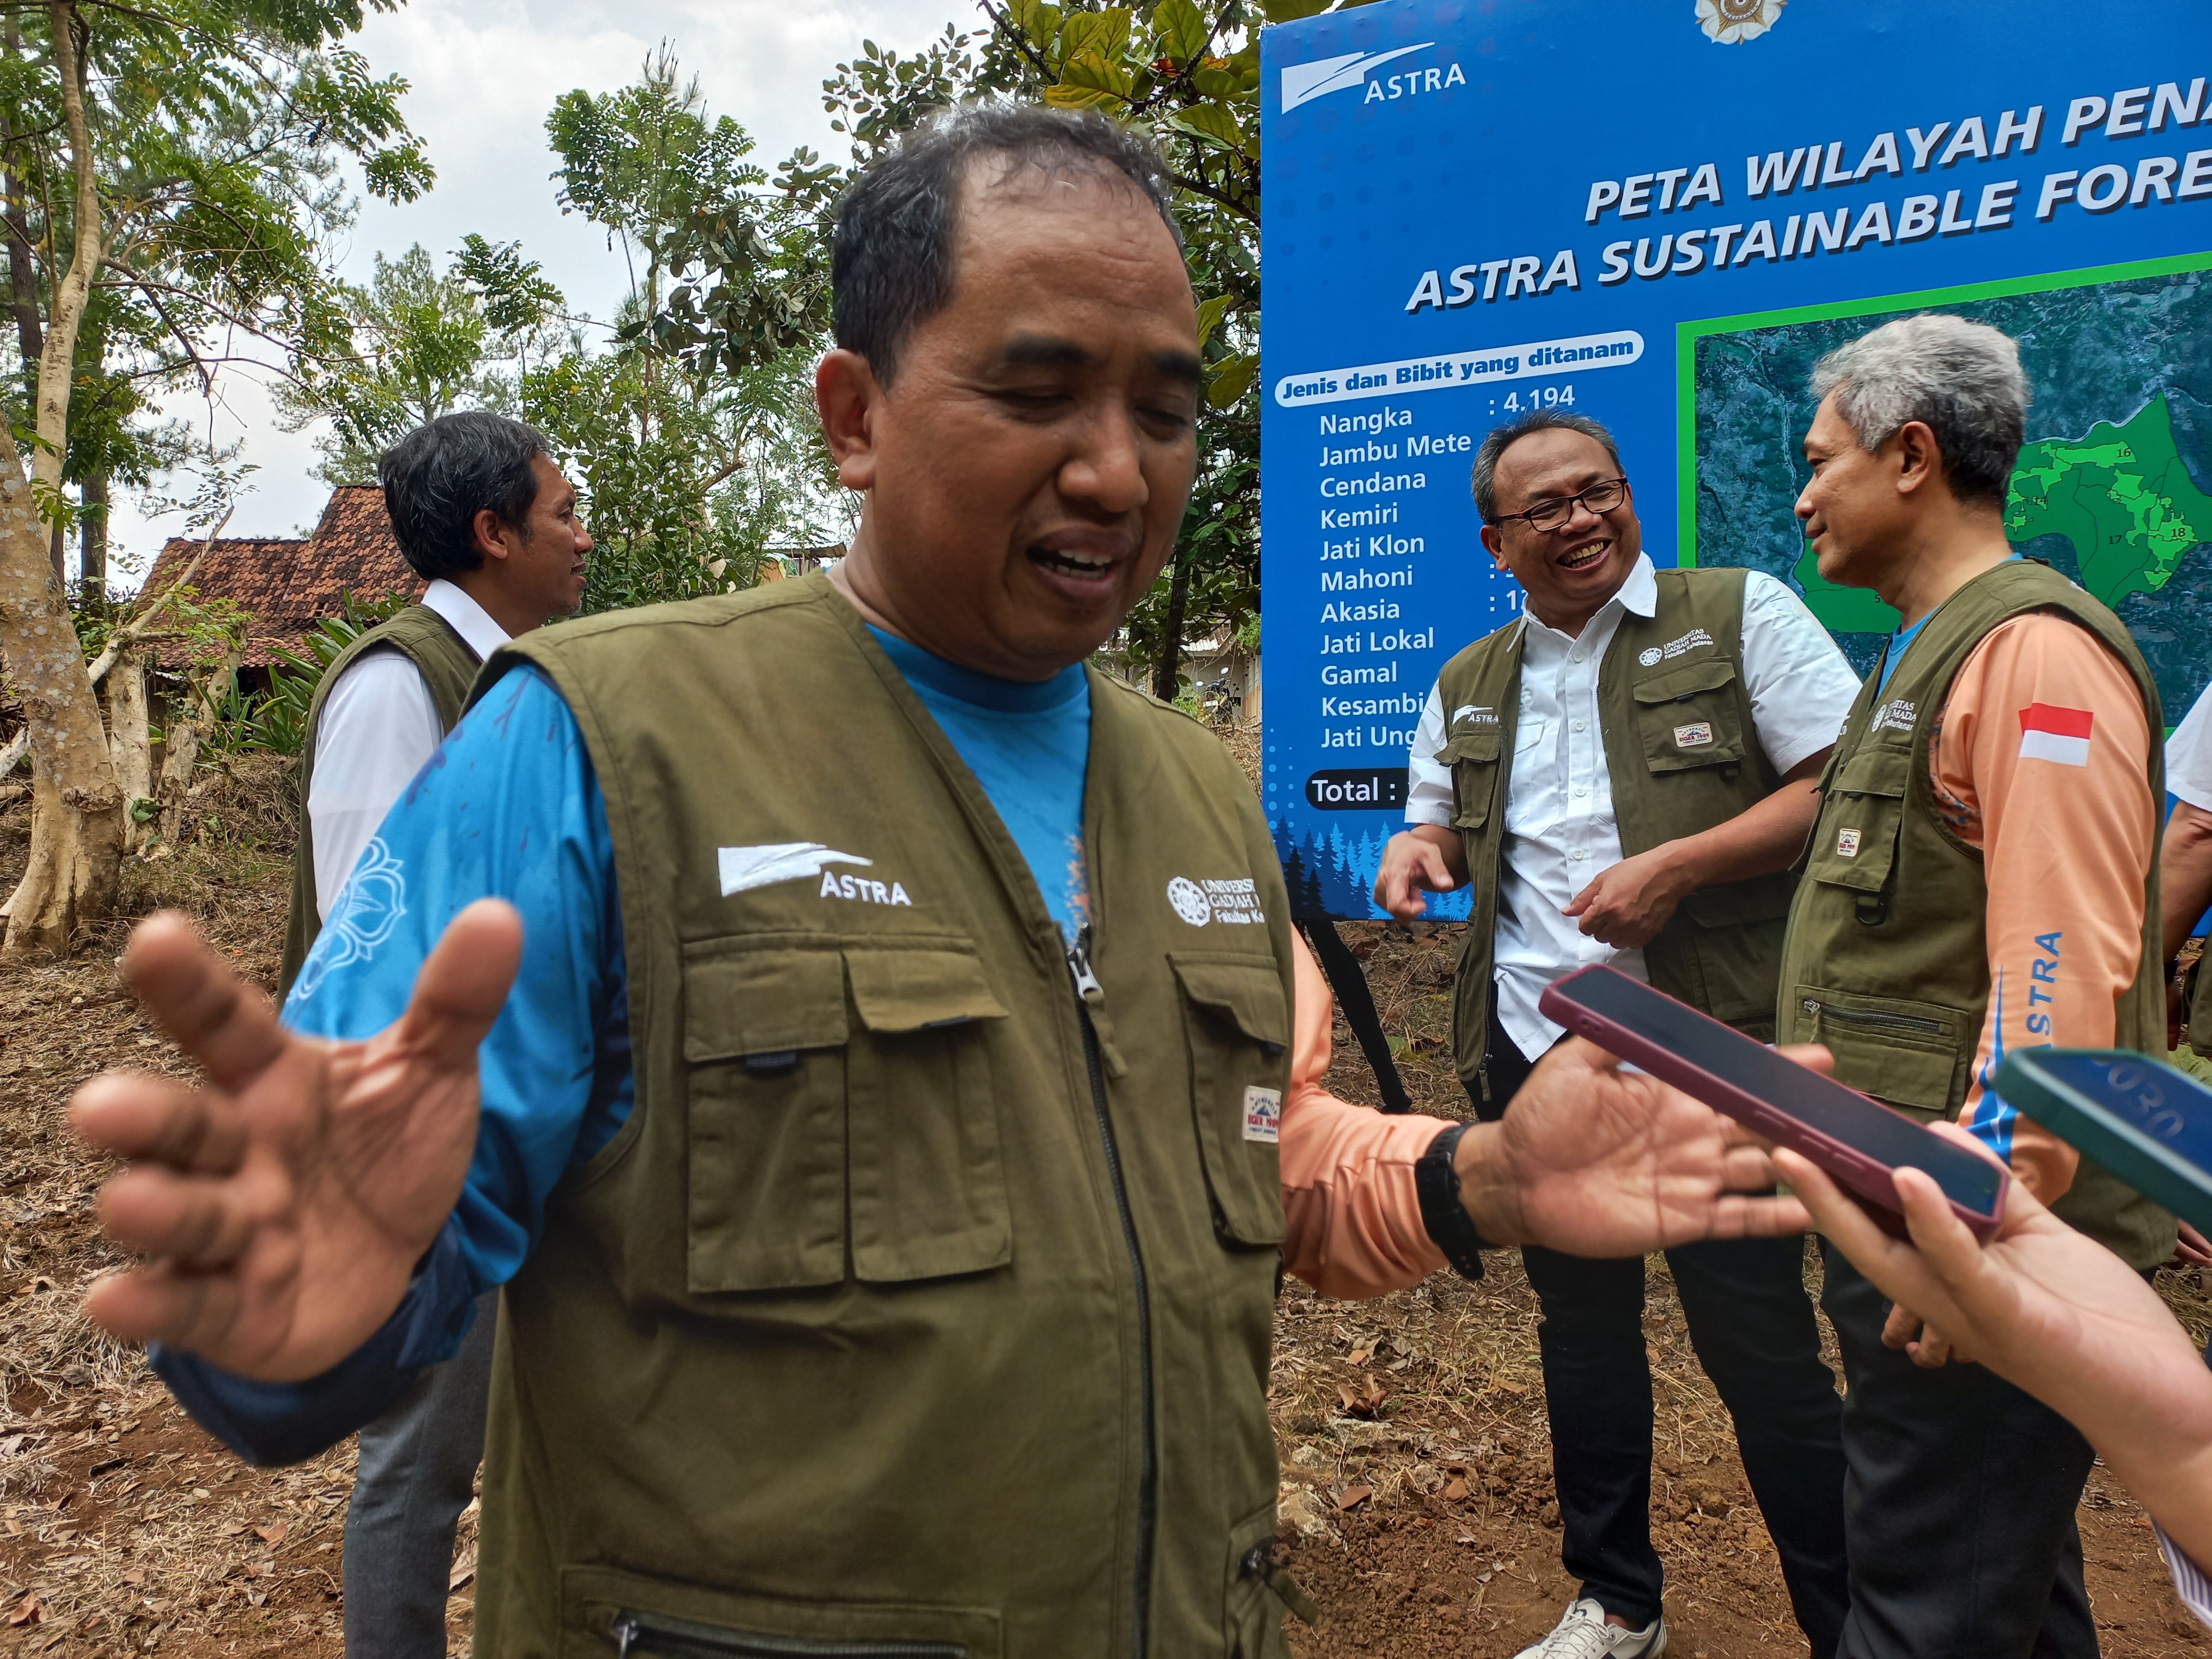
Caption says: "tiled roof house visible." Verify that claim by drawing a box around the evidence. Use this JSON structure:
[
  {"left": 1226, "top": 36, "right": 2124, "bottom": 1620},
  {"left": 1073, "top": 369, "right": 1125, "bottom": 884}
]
[{"left": 140, "top": 486, "right": 422, "bottom": 670}]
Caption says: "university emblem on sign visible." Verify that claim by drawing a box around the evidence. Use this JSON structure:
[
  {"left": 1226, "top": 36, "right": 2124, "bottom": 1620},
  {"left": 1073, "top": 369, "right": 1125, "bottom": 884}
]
[{"left": 1696, "top": 0, "right": 1783, "bottom": 44}]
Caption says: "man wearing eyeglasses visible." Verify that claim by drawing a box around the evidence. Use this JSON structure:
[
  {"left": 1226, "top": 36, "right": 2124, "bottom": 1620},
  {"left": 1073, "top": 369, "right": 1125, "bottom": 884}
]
[{"left": 1374, "top": 410, "right": 1861, "bottom": 1659}]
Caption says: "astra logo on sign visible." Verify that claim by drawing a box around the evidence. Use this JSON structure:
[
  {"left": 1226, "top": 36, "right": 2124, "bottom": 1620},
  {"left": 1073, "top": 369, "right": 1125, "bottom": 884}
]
[{"left": 1280, "top": 44, "right": 1462, "bottom": 112}]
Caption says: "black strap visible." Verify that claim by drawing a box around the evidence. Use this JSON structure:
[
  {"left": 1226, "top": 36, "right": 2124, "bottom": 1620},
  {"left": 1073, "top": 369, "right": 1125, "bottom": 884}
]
[
  {"left": 1416, "top": 1122, "right": 1485, "bottom": 1281},
  {"left": 1301, "top": 919, "right": 1413, "bottom": 1113}
]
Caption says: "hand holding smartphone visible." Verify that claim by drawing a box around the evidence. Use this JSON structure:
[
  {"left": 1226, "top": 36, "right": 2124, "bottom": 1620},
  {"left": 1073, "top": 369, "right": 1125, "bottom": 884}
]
[
  {"left": 1993, "top": 1048, "right": 2212, "bottom": 1236},
  {"left": 1536, "top": 965, "right": 2006, "bottom": 1242}
]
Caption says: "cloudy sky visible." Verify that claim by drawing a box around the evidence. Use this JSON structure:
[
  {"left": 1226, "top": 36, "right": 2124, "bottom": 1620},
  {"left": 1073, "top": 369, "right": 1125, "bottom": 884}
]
[{"left": 109, "top": 0, "right": 966, "bottom": 579}]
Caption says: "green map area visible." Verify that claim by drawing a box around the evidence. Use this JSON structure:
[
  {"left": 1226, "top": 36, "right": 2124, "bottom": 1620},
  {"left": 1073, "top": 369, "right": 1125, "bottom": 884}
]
[
  {"left": 1691, "top": 262, "right": 2212, "bottom": 722},
  {"left": 2005, "top": 394, "right": 2212, "bottom": 606}
]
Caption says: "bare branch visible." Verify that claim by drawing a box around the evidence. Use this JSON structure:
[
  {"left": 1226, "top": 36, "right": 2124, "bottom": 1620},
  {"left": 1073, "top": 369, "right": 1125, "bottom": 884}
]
[{"left": 82, "top": 502, "right": 231, "bottom": 686}]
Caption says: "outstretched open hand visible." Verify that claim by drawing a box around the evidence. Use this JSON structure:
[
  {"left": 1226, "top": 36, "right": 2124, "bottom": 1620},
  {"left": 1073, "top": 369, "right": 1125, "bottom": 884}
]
[
  {"left": 71, "top": 902, "right": 520, "bottom": 1382},
  {"left": 1459, "top": 1038, "right": 1813, "bottom": 1255}
]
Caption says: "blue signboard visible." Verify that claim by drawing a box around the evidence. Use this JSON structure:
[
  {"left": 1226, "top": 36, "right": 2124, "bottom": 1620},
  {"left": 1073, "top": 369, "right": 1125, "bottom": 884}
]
[{"left": 1259, "top": 0, "right": 2212, "bottom": 918}]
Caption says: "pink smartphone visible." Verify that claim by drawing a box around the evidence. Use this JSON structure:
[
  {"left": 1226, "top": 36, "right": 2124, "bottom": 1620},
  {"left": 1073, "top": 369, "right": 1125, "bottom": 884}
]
[{"left": 1536, "top": 965, "right": 2005, "bottom": 1242}]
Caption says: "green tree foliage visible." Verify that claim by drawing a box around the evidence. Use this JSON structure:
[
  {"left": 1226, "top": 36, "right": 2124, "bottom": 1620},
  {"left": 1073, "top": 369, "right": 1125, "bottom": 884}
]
[
  {"left": 524, "top": 333, "right": 839, "bottom": 611},
  {"left": 533, "top": 47, "right": 845, "bottom": 610},
  {"left": 274, "top": 242, "right": 552, "bottom": 485},
  {"left": 0, "top": 0, "right": 433, "bottom": 573}
]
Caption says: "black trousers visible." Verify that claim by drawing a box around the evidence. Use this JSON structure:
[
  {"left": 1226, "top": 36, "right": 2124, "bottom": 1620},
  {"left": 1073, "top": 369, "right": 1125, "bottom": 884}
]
[
  {"left": 1820, "top": 1246, "right": 2099, "bottom": 1659},
  {"left": 1477, "top": 1013, "right": 1849, "bottom": 1650}
]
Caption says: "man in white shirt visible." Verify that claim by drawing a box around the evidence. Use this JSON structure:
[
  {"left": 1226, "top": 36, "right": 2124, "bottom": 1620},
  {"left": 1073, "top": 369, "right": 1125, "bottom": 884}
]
[
  {"left": 2166, "top": 679, "right": 2212, "bottom": 1062},
  {"left": 1374, "top": 411, "right": 1861, "bottom": 1659},
  {"left": 278, "top": 410, "right": 591, "bottom": 1659}
]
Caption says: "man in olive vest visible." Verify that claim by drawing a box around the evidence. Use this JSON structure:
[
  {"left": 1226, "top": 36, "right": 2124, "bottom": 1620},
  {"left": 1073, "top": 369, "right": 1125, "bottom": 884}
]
[
  {"left": 1374, "top": 411, "right": 1860, "bottom": 1659},
  {"left": 70, "top": 109, "right": 1812, "bottom": 1659},
  {"left": 1780, "top": 313, "right": 2173, "bottom": 1658},
  {"left": 279, "top": 409, "right": 592, "bottom": 1659}
]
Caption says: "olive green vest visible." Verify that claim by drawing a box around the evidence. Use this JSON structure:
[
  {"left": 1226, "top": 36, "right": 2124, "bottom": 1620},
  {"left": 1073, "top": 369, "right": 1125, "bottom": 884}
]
[
  {"left": 469, "top": 576, "right": 1298, "bottom": 1659},
  {"left": 1434, "top": 568, "right": 1798, "bottom": 1092},
  {"left": 1776, "top": 559, "right": 2174, "bottom": 1268},
  {"left": 278, "top": 603, "right": 479, "bottom": 998}
]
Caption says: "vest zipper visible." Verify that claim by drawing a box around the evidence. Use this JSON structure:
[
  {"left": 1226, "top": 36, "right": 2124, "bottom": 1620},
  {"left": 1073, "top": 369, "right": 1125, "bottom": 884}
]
[
  {"left": 1068, "top": 926, "right": 1156, "bottom": 1659},
  {"left": 610, "top": 1611, "right": 965, "bottom": 1658},
  {"left": 1799, "top": 997, "right": 1944, "bottom": 1037}
]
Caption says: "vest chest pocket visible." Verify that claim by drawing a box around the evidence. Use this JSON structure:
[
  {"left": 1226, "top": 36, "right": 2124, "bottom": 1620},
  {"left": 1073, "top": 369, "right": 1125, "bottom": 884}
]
[
  {"left": 845, "top": 947, "right": 1012, "bottom": 1283},
  {"left": 1172, "top": 953, "right": 1292, "bottom": 1248},
  {"left": 1629, "top": 658, "right": 1748, "bottom": 772},
  {"left": 681, "top": 940, "right": 1010, "bottom": 1293},
  {"left": 1436, "top": 730, "right": 1503, "bottom": 831},
  {"left": 1791, "top": 985, "right": 1968, "bottom": 1117},
  {"left": 1804, "top": 746, "right": 1911, "bottom": 918}
]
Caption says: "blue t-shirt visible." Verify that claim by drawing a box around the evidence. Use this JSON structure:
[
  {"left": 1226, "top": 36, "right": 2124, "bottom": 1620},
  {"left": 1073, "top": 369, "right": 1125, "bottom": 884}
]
[
  {"left": 866, "top": 625, "right": 1092, "bottom": 943},
  {"left": 155, "top": 633, "right": 1095, "bottom": 1459},
  {"left": 1876, "top": 612, "right": 1931, "bottom": 693}
]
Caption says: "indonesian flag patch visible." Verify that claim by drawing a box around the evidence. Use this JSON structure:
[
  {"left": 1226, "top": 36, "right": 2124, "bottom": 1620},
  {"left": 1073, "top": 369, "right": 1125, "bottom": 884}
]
[{"left": 2018, "top": 703, "right": 2093, "bottom": 767}]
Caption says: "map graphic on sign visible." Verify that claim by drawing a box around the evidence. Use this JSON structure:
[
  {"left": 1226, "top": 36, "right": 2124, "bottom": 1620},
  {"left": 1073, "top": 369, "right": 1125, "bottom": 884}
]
[{"left": 1686, "top": 256, "right": 2212, "bottom": 719}]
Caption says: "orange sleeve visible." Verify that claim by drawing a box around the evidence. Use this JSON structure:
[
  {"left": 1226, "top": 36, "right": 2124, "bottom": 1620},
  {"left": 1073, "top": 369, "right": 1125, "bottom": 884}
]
[
  {"left": 1934, "top": 613, "right": 2157, "bottom": 1205},
  {"left": 1277, "top": 929, "right": 1454, "bottom": 1296}
]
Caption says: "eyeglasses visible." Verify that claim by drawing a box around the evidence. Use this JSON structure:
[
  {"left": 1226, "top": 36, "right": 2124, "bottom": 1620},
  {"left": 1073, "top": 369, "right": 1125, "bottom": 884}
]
[{"left": 1491, "top": 476, "right": 1631, "bottom": 532}]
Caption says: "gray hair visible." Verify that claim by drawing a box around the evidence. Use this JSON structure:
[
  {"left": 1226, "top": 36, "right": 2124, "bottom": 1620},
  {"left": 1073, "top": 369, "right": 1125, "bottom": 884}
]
[
  {"left": 1809, "top": 314, "right": 2029, "bottom": 508},
  {"left": 1471, "top": 410, "right": 1624, "bottom": 523}
]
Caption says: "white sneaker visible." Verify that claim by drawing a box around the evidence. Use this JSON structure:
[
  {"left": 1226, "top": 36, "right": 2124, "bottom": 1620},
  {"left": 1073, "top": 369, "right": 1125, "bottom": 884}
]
[{"left": 1509, "top": 1598, "right": 1667, "bottom": 1659}]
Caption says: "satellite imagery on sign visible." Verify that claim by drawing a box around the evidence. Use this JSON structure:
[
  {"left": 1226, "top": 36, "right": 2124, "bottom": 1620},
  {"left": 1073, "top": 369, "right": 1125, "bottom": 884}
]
[{"left": 1689, "top": 257, "right": 2212, "bottom": 723}]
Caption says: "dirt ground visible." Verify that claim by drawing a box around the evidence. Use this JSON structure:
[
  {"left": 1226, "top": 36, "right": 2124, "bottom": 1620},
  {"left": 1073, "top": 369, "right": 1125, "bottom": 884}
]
[{"left": 0, "top": 761, "right": 2209, "bottom": 1658}]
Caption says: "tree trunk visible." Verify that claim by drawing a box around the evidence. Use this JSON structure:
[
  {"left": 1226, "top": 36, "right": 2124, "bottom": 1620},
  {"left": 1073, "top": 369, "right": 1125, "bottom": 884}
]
[
  {"left": 0, "top": 3, "right": 119, "bottom": 953},
  {"left": 2, "top": 749, "right": 119, "bottom": 934},
  {"left": 155, "top": 693, "right": 199, "bottom": 846},
  {"left": 1150, "top": 543, "right": 1194, "bottom": 702},
  {"left": 103, "top": 644, "right": 148, "bottom": 846},
  {"left": 1, "top": 21, "right": 43, "bottom": 383},
  {"left": 79, "top": 469, "right": 104, "bottom": 597}
]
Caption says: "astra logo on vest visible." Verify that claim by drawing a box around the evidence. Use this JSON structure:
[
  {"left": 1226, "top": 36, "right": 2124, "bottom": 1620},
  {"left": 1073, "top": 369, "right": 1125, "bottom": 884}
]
[
  {"left": 819, "top": 870, "right": 913, "bottom": 905},
  {"left": 718, "top": 841, "right": 873, "bottom": 896},
  {"left": 1451, "top": 704, "right": 1498, "bottom": 726}
]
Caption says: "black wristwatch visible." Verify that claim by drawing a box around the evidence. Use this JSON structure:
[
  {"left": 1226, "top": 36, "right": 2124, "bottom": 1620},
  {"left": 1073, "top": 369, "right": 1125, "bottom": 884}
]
[{"left": 1416, "top": 1122, "right": 1487, "bottom": 1281}]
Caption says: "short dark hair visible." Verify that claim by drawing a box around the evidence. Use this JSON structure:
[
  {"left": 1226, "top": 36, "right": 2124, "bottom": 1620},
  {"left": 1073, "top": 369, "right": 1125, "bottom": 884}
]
[
  {"left": 831, "top": 104, "right": 1183, "bottom": 387},
  {"left": 378, "top": 411, "right": 551, "bottom": 580},
  {"left": 1471, "top": 410, "right": 1626, "bottom": 523}
]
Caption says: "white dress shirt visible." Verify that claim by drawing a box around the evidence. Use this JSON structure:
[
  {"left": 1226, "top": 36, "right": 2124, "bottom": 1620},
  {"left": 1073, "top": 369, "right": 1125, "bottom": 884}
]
[
  {"left": 307, "top": 579, "right": 509, "bottom": 920},
  {"left": 1406, "top": 554, "right": 1862, "bottom": 1061},
  {"left": 2157, "top": 1520, "right": 2212, "bottom": 1634},
  {"left": 2169, "top": 679, "right": 2212, "bottom": 811}
]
